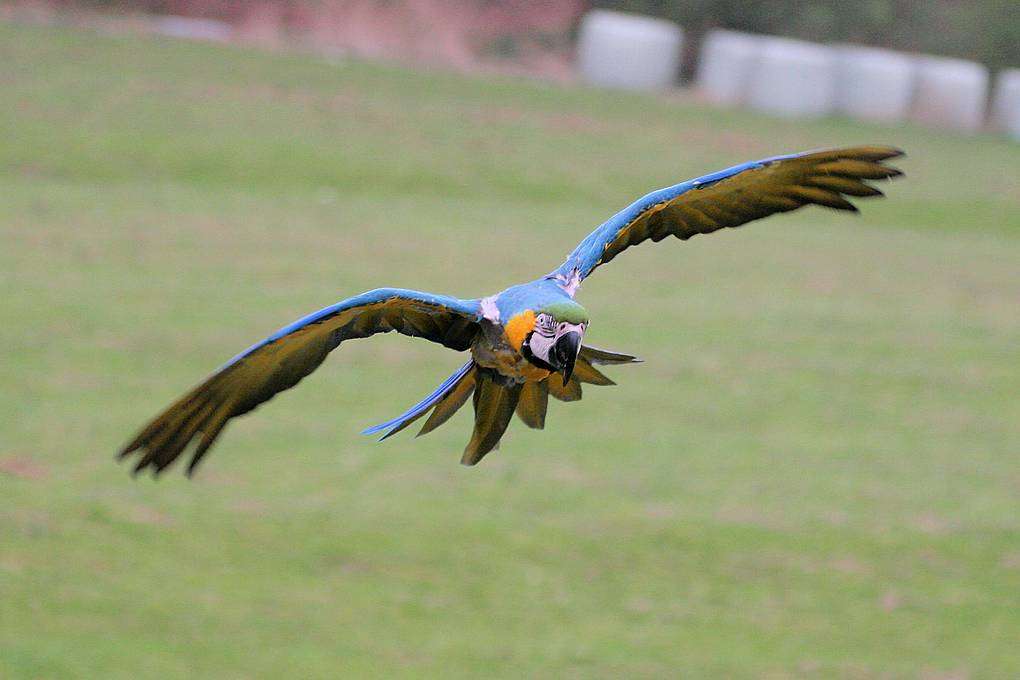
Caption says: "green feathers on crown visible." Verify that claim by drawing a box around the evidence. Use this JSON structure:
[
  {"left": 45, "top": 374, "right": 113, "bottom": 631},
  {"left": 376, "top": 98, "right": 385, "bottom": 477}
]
[{"left": 539, "top": 300, "right": 589, "bottom": 325}]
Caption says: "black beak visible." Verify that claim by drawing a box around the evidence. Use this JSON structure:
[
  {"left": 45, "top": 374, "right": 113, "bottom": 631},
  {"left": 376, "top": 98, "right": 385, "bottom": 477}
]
[{"left": 554, "top": 331, "right": 582, "bottom": 383}]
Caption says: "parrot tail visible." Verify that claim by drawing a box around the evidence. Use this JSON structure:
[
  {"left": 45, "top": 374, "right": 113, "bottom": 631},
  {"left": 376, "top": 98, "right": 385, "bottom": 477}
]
[
  {"left": 362, "top": 344, "right": 640, "bottom": 465},
  {"left": 468, "top": 345, "right": 639, "bottom": 464}
]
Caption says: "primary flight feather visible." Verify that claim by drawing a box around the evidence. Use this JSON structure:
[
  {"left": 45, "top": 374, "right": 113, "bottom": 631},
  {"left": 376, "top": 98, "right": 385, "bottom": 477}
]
[{"left": 119, "top": 146, "right": 904, "bottom": 476}]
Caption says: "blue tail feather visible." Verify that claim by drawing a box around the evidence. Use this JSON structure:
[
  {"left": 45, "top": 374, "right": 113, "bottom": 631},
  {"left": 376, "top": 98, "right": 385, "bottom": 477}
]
[{"left": 361, "top": 360, "right": 475, "bottom": 440}]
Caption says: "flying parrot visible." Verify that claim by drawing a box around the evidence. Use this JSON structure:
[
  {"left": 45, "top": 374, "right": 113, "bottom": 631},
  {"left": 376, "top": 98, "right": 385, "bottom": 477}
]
[{"left": 119, "top": 146, "right": 903, "bottom": 476}]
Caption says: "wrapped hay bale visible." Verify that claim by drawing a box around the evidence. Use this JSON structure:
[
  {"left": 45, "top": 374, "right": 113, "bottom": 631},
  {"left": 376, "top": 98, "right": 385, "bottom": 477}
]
[
  {"left": 747, "top": 38, "right": 836, "bottom": 118},
  {"left": 151, "top": 16, "right": 232, "bottom": 42},
  {"left": 991, "top": 69, "right": 1020, "bottom": 140},
  {"left": 696, "top": 30, "right": 762, "bottom": 106},
  {"left": 576, "top": 10, "right": 684, "bottom": 91},
  {"left": 910, "top": 56, "right": 989, "bottom": 133},
  {"left": 835, "top": 45, "right": 916, "bottom": 123}
]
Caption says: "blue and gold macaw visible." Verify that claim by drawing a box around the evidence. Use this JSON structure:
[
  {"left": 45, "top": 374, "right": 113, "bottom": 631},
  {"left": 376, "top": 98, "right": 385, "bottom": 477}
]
[{"left": 120, "top": 146, "right": 903, "bottom": 475}]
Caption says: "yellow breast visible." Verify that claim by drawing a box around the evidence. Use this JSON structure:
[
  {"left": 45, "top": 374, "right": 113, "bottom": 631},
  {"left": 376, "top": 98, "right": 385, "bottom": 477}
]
[{"left": 504, "top": 310, "right": 536, "bottom": 352}]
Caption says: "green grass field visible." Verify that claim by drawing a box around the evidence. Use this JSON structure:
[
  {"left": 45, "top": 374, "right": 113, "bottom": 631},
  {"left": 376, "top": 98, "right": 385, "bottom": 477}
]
[{"left": 2, "top": 22, "right": 1019, "bottom": 678}]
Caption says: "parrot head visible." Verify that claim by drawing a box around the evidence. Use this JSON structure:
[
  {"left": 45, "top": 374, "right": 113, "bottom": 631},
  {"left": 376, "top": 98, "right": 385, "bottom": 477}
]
[{"left": 521, "top": 300, "right": 588, "bottom": 382}]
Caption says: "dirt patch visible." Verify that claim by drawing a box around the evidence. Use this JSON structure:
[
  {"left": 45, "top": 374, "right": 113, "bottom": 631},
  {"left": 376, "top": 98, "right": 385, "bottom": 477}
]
[
  {"left": 912, "top": 512, "right": 956, "bottom": 534},
  {"left": 829, "top": 556, "right": 871, "bottom": 576},
  {"left": 0, "top": 455, "right": 49, "bottom": 480},
  {"left": 1000, "top": 551, "right": 1020, "bottom": 570},
  {"left": 920, "top": 669, "right": 970, "bottom": 680},
  {"left": 879, "top": 588, "right": 902, "bottom": 612},
  {"left": 125, "top": 504, "right": 175, "bottom": 526}
]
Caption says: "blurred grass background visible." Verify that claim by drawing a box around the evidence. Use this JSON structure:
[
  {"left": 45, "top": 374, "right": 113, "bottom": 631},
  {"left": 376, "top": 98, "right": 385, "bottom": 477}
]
[{"left": 2, "top": 21, "right": 1019, "bottom": 678}]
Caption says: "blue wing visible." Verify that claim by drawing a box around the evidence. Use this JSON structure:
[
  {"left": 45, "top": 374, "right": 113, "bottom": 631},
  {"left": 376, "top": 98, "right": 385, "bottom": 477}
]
[
  {"left": 553, "top": 146, "right": 903, "bottom": 282},
  {"left": 120, "top": 288, "right": 481, "bottom": 476},
  {"left": 220, "top": 288, "right": 480, "bottom": 370}
]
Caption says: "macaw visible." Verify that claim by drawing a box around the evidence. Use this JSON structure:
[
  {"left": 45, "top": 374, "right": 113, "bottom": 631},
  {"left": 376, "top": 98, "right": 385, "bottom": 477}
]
[{"left": 120, "top": 146, "right": 903, "bottom": 476}]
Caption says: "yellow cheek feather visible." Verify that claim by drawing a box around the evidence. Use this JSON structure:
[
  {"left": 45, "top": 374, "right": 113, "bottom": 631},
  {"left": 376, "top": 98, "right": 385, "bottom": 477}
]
[{"left": 504, "top": 310, "right": 536, "bottom": 351}]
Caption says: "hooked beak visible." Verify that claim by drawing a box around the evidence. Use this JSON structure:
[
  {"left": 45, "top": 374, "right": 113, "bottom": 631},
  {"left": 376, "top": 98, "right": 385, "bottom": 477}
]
[{"left": 553, "top": 330, "right": 582, "bottom": 383}]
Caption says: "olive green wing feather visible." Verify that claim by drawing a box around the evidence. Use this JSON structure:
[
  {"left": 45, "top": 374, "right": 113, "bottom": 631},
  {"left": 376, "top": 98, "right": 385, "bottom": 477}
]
[
  {"left": 553, "top": 146, "right": 903, "bottom": 282},
  {"left": 461, "top": 371, "right": 522, "bottom": 466},
  {"left": 119, "top": 288, "right": 481, "bottom": 476}
]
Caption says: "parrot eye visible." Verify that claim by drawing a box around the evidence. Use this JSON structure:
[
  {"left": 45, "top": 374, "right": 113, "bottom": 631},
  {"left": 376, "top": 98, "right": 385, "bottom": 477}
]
[{"left": 535, "top": 313, "right": 556, "bottom": 337}]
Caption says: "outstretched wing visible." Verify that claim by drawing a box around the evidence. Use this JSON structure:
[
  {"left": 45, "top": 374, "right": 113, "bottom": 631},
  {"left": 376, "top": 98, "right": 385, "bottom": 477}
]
[
  {"left": 119, "top": 288, "right": 481, "bottom": 476},
  {"left": 553, "top": 146, "right": 903, "bottom": 282}
]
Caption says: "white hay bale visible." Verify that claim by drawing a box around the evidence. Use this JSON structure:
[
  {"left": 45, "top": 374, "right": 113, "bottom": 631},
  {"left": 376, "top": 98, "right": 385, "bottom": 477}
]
[
  {"left": 910, "top": 56, "right": 989, "bottom": 133},
  {"left": 991, "top": 69, "right": 1020, "bottom": 140},
  {"left": 747, "top": 38, "right": 836, "bottom": 118},
  {"left": 576, "top": 10, "right": 684, "bottom": 91},
  {"left": 152, "top": 16, "right": 233, "bottom": 43},
  {"left": 696, "top": 30, "right": 762, "bottom": 106},
  {"left": 834, "top": 45, "right": 916, "bottom": 123}
]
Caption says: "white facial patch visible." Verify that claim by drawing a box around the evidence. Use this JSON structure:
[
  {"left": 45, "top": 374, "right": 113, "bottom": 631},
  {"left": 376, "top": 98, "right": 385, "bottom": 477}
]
[
  {"left": 527, "top": 326, "right": 558, "bottom": 363},
  {"left": 528, "top": 313, "right": 586, "bottom": 365},
  {"left": 557, "top": 321, "right": 587, "bottom": 343}
]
